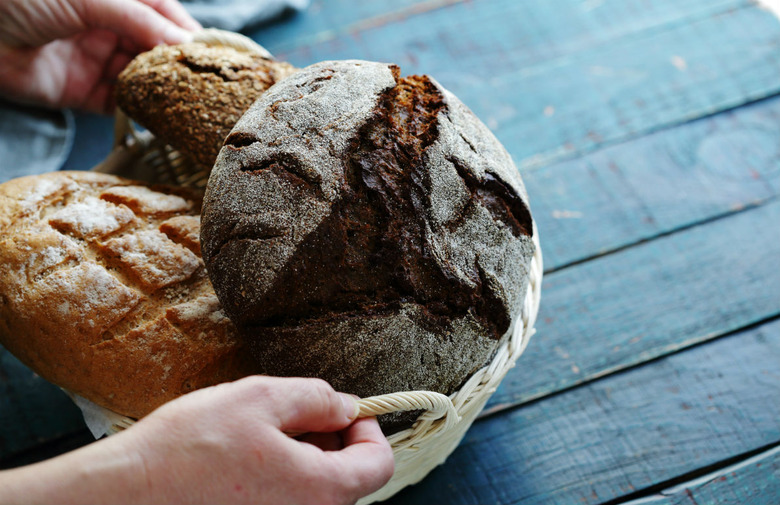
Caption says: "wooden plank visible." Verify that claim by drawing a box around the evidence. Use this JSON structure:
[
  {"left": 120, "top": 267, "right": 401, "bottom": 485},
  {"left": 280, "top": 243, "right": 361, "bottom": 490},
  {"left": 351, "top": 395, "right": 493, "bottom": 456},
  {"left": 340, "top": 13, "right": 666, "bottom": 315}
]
[
  {"left": 625, "top": 445, "right": 780, "bottom": 505},
  {"left": 257, "top": 0, "right": 740, "bottom": 55},
  {"left": 526, "top": 94, "right": 780, "bottom": 271},
  {"left": 0, "top": 349, "right": 85, "bottom": 459},
  {"left": 252, "top": 0, "right": 449, "bottom": 53},
  {"left": 485, "top": 197, "right": 780, "bottom": 414},
  {"left": 385, "top": 318, "right": 780, "bottom": 505},
  {"left": 273, "top": 1, "right": 780, "bottom": 170}
]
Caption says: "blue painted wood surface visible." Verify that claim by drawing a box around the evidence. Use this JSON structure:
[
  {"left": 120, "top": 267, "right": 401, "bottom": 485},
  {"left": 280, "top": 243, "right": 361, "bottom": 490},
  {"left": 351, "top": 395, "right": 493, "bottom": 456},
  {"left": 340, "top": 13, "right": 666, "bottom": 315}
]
[
  {"left": 261, "top": 0, "right": 746, "bottom": 61},
  {"left": 626, "top": 446, "right": 780, "bottom": 505},
  {"left": 485, "top": 196, "right": 780, "bottom": 415},
  {"left": 270, "top": 0, "right": 780, "bottom": 170},
  {"left": 526, "top": 93, "right": 780, "bottom": 271},
  {"left": 2, "top": 0, "right": 780, "bottom": 503},
  {"left": 385, "top": 318, "right": 780, "bottom": 505}
]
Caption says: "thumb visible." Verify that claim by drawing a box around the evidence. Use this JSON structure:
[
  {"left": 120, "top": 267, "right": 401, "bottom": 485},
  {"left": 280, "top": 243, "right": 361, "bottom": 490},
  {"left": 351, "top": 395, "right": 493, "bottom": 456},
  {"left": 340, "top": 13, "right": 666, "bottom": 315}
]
[{"left": 260, "top": 377, "right": 360, "bottom": 435}]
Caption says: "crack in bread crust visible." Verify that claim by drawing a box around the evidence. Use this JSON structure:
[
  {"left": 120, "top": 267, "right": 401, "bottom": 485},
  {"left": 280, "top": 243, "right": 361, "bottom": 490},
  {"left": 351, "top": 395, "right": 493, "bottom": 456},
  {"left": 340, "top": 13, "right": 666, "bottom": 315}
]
[
  {"left": 200, "top": 61, "right": 535, "bottom": 432},
  {"left": 230, "top": 71, "right": 528, "bottom": 339}
]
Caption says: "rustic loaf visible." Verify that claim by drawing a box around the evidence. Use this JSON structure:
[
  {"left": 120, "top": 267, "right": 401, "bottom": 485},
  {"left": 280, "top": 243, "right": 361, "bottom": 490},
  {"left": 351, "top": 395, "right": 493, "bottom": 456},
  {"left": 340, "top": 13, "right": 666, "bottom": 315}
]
[
  {"left": 115, "top": 43, "right": 296, "bottom": 168},
  {"left": 0, "top": 171, "right": 260, "bottom": 419},
  {"left": 201, "top": 60, "right": 536, "bottom": 413}
]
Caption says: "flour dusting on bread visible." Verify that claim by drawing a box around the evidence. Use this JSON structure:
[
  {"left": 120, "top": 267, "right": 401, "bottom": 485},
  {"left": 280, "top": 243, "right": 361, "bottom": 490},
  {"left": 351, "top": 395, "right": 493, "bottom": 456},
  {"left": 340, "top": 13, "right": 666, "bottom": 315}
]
[{"left": 0, "top": 171, "right": 260, "bottom": 419}]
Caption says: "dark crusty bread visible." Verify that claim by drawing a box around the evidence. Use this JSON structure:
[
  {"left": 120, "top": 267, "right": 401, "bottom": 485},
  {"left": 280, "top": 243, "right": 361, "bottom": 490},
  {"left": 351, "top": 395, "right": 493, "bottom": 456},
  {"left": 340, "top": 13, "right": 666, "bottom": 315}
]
[
  {"left": 0, "top": 171, "right": 261, "bottom": 419},
  {"left": 115, "top": 43, "right": 296, "bottom": 168},
  {"left": 201, "top": 61, "right": 536, "bottom": 414}
]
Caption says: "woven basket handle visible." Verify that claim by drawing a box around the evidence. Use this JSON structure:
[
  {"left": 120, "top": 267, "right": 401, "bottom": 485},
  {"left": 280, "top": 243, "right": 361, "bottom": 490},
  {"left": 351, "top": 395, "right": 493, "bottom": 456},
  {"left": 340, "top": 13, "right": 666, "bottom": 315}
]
[{"left": 356, "top": 391, "right": 460, "bottom": 430}]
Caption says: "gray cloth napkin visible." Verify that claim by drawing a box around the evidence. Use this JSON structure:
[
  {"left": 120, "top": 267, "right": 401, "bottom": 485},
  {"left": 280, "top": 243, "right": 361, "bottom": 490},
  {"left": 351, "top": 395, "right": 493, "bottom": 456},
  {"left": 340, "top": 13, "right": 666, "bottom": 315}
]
[
  {"left": 0, "top": 100, "right": 74, "bottom": 183},
  {"left": 184, "top": 0, "right": 309, "bottom": 31},
  {"left": 0, "top": 0, "right": 307, "bottom": 181}
]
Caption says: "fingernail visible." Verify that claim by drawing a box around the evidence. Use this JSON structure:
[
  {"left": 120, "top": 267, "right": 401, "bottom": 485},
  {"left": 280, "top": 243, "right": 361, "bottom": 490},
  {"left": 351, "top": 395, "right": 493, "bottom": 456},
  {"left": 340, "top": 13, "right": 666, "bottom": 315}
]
[{"left": 341, "top": 394, "right": 359, "bottom": 420}]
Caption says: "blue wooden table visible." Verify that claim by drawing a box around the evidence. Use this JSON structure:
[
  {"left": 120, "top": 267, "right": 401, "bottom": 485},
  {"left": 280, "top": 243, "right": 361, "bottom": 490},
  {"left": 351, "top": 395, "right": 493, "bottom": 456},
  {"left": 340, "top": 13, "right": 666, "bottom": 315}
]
[{"left": 2, "top": 0, "right": 780, "bottom": 503}]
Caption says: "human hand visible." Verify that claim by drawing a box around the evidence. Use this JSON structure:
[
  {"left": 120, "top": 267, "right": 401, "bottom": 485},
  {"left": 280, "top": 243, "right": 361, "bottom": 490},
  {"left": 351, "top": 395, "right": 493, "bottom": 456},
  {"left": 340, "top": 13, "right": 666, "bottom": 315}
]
[
  {"left": 129, "top": 376, "right": 395, "bottom": 505},
  {"left": 0, "top": 0, "right": 201, "bottom": 113},
  {"left": 0, "top": 376, "right": 394, "bottom": 505}
]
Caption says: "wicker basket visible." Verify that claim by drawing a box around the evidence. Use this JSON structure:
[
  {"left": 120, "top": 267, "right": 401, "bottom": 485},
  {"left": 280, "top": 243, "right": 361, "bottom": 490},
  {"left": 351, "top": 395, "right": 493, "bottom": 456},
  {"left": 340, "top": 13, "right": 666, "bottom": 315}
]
[{"left": 84, "top": 28, "right": 543, "bottom": 504}]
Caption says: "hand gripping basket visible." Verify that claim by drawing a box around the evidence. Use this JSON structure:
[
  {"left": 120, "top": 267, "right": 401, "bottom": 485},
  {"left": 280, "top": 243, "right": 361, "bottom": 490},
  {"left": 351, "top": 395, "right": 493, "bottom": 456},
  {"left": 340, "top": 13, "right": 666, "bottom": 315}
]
[{"left": 86, "top": 28, "right": 543, "bottom": 504}]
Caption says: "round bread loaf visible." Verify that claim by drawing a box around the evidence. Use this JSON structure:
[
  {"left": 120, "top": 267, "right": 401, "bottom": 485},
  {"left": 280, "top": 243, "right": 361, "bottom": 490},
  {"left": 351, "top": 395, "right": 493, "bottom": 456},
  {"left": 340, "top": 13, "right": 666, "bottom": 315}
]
[
  {"left": 201, "top": 60, "right": 535, "bottom": 411},
  {"left": 0, "top": 171, "right": 261, "bottom": 419},
  {"left": 115, "top": 43, "right": 296, "bottom": 168}
]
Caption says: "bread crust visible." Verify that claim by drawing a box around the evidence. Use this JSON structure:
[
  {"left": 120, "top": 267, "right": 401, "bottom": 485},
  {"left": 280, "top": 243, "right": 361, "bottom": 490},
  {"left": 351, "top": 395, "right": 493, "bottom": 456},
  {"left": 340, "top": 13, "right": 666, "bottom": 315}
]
[
  {"left": 115, "top": 43, "right": 296, "bottom": 168},
  {"left": 201, "top": 61, "right": 535, "bottom": 419},
  {"left": 0, "top": 171, "right": 260, "bottom": 419}
]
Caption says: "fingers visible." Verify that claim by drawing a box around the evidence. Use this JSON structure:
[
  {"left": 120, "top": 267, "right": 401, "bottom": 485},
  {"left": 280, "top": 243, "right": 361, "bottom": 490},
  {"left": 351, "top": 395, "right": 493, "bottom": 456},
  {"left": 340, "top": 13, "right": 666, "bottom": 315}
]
[
  {"left": 0, "top": 0, "right": 197, "bottom": 49},
  {"left": 71, "top": 32, "right": 116, "bottom": 113},
  {"left": 282, "top": 415, "right": 394, "bottom": 502},
  {"left": 77, "top": 0, "right": 195, "bottom": 48},
  {"left": 326, "top": 417, "right": 395, "bottom": 498},
  {"left": 136, "top": 0, "right": 201, "bottom": 31},
  {"left": 252, "top": 377, "right": 360, "bottom": 434}
]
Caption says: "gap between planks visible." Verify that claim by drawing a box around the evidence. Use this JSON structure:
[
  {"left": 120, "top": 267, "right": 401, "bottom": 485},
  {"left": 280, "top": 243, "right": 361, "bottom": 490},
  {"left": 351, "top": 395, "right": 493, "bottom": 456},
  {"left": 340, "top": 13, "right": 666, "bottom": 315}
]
[
  {"left": 270, "top": 0, "right": 780, "bottom": 177},
  {"left": 478, "top": 311, "right": 780, "bottom": 420},
  {"left": 388, "top": 316, "right": 780, "bottom": 505},
  {"left": 605, "top": 441, "right": 780, "bottom": 505},
  {"left": 542, "top": 195, "right": 779, "bottom": 276},
  {"left": 482, "top": 196, "right": 780, "bottom": 418}
]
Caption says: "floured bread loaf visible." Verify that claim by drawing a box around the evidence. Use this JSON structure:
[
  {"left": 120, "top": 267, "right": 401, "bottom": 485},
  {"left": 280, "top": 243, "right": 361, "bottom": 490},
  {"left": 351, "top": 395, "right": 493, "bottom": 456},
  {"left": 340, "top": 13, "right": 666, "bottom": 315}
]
[
  {"left": 115, "top": 43, "right": 296, "bottom": 168},
  {"left": 0, "top": 171, "right": 260, "bottom": 419},
  {"left": 201, "top": 60, "right": 535, "bottom": 416}
]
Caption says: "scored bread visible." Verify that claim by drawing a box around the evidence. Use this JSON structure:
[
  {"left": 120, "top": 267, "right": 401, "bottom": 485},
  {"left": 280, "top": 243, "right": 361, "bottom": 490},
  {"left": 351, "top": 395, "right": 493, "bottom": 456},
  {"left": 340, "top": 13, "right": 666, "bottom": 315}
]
[
  {"left": 201, "top": 60, "right": 536, "bottom": 430},
  {"left": 115, "top": 43, "right": 297, "bottom": 168},
  {"left": 0, "top": 171, "right": 260, "bottom": 419}
]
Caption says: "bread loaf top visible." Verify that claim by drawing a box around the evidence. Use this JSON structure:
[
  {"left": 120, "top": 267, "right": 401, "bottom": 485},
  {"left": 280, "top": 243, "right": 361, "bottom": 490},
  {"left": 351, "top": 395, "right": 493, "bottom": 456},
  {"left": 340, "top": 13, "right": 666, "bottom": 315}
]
[
  {"left": 115, "top": 43, "right": 296, "bottom": 167},
  {"left": 203, "top": 60, "right": 534, "bottom": 334},
  {"left": 0, "top": 171, "right": 260, "bottom": 419},
  {"left": 200, "top": 61, "right": 535, "bottom": 414}
]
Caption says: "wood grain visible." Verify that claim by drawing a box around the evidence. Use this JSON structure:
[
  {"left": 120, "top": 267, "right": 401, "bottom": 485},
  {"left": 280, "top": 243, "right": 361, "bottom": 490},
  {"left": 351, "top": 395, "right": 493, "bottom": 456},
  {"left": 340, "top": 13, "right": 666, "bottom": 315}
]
[
  {"left": 262, "top": 0, "right": 743, "bottom": 57},
  {"left": 527, "top": 94, "right": 780, "bottom": 271},
  {"left": 253, "top": 0, "right": 460, "bottom": 53},
  {"left": 624, "top": 445, "right": 780, "bottom": 505},
  {"left": 272, "top": 0, "right": 780, "bottom": 171},
  {"left": 486, "top": 197, "right": 780, "bottom": 414},
  {"left": 385, "top": 318, "right": 780, "bottom": 505}
]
